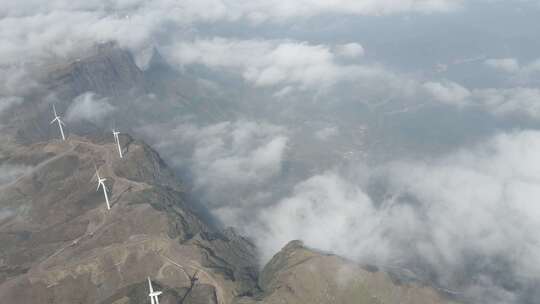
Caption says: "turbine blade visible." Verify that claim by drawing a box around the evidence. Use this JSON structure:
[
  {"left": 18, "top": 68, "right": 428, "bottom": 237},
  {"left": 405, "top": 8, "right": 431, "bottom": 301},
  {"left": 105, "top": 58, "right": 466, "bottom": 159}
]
[
  {"left": 91, "top": 162, "right": 100, "bottom": 183},
  {"left": 103, "top": 185, "right": 110, "bottom": 210},
  {"left": 94, "top": 165, "right": 100, "bottom": 180},
  {"left": 148, "top": 277, "right": 154, "bottom": 293}
]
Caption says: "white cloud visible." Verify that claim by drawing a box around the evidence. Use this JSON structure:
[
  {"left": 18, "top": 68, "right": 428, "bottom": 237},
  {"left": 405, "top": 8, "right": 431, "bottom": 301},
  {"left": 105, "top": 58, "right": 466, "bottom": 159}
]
[
  {"left": 137, "top": 120, "right": 289, "bottom": 210},
  {"left": 384, "top": 131, "right": 540, "bottom": 280},
  {"left": 0, "top": 96, "right": 23, "bottom": 116},
  {"left": 220, "top": 0, "right": 462, "bottom": 22},
  {"left": 472, "top": 88, "right": 540, "bottom": 119},
  {"left": 315, "top": 126, "right": 339, "bottom": 140},
  {"left": 0, "top": 1, "right": 462, "bottom": 114},
  {"left": 0, "top": 66, "right": 40, "bottom": 97},
  {"left": 485, "top": 58, "right": 521, "bottom": 73},
  {"left": 485, "top": 57, "right": 540, "bottom": 77},
  {"left": 187, "top": 121, "right": 288, "bottom": 186},
  {"left": 335, "top": 43, "right": 365, "bottom": 58},
  {"left": 257, "top": 172, "right": 390, "bottom": 262},
  {"left": 0, "top": 0, "right": 463, "bottom": 68},
  {"left": 423, "top": 81, "right": 471, "bottom": 106},
  {"left": 523, "top": 59, "right": 540, "bottom": 74},
  {"left": 424, "top": 81, "right": 540, "bottom": 120},
  {"left": 170, "top": 38, "right": 408, "bottom": 93},
  {"left": 251, "top": 130, "right": 540, "bottom": 302},
  {"left": 65, "top": 92, "right": 116, "bottom": 124},
  {"left": 171, "top": 38, "right": 347, "bottom": 90}
]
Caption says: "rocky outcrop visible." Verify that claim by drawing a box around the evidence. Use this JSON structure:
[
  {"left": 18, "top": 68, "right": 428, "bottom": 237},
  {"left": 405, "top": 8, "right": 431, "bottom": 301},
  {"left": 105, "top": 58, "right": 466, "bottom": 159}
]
[
  {"left": 48, "top": 42, "right": 145, "bottom": 98},
  {"left": 236, "top": 240, "right": 462, "bottom": 304}
]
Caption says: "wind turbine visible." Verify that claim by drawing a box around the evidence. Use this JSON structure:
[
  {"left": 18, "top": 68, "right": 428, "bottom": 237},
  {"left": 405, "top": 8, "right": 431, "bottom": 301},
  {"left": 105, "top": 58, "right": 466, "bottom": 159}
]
[
  {"left": 94, "top": 166, "right": 111, "bottom": 210},
  {"left": 148, "top": 277, "right": 163, "bottom": 304},
  {"left": 50, "top": 105, "right": 66, "bottom": 141},
  {"left": 112, "top": 129, "right": 123, "bottom": 158}
]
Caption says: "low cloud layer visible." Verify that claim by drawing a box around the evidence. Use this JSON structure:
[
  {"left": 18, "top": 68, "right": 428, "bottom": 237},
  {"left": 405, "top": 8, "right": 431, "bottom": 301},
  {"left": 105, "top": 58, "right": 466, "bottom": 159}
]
[
  {"left": 65, "top": 92, "right": 116, "bottom": 125},
  {"left": 137, "top": 120, "right": 289, "bottom": 216},
  {"left": 202, "top": 0, "right": 462, "bottom": 22},
  {"left": 170, "top": 38, "right": 376, "bottom": 91},
  {"left": 485, "top": 58, "right": 521, "bottom": 73},
  {"left": 0, "top": 0, "right": 462, "bottom": 68},
  {"left": 335, "top": 42, "right": 365, "bottom": 58},
  {"left": 0, "top": 96, "right": 23, "bottom": 116},
  {"left": 184, "top": 120, "right": 288, "bottom": 188},
  {"left": 0, "top": 66, "right": 40, "bottom": 101},
  {"left": 170, "top": 38, "right": 540, "bottom": 123},
  {"left": 258, "top": 172, "right": 384, "bottom": 261},
  {"left": 248, "top": 130, "right": 540, "bottom": 302},
  {"left": 424, "top": 81, "right": 472, "bottom": 107},
  {"left": 425, "top": 81, "right": 540, "bottom": 119},
  {"left": 138, "top": 116, "right": 540, "bottom": 303},
  {"left": 485, "top": 57, "right": 540, "bottom": 76}
]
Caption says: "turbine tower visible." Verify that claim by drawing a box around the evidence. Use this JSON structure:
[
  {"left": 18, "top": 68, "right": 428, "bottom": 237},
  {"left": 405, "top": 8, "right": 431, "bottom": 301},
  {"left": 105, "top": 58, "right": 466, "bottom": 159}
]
[
  {"left": 50, "top": 105, "right": 66, "bottom": 141},
  {"left": 112, "top": 129, "right": 123, "bottom": 158},
  {"left": 148, "top": 277, "right": 163, "bottom": 304},
  {"left": 94, "top": 167, "right": 111, "bottom": 210}
]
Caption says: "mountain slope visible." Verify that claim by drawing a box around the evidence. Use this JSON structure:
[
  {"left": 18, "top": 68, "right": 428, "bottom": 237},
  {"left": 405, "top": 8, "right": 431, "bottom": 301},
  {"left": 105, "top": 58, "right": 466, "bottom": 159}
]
[{"left": 0, "top": 135, "right": 259, "bottom": 304}]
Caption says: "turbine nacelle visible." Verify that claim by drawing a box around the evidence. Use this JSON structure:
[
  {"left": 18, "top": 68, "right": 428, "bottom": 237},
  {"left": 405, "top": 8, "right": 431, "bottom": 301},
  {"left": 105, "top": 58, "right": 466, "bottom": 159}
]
[
  {"left": 149, "top": 291, "right": 163, "bottom": 297},
  {"left": 50, "top": 116, "right": 65, "bottom": 125},
  {"left": 97, "top": 178, "right": 107, "bottom": 190}
]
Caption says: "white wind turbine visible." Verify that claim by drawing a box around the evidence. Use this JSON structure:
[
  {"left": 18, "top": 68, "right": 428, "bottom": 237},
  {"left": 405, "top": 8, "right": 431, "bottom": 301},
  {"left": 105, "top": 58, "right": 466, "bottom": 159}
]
[
  {"left": 94, "top": 167, "right": 111, "bottom": 210},
  {"left": 112, "top": 129, "right": 123, "bottom": 158},
  {"left": 50, "top": 105, "right": 66, "bottom": 141},
  {"left": 148, "top": 277, "right": 163, "bottom": 304}
]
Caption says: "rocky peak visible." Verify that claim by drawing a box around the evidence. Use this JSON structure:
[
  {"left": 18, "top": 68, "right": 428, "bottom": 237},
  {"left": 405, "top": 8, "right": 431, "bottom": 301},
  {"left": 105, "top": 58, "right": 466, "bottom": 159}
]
[
  {"left": 48, "top": 42, "right": 144, "bottom": 98},
  {"left": 238, "top": 240, "right": 463, "bottom": 304},
  {"left": 147, "top": 47, "right": 170, "bottom": 71}
]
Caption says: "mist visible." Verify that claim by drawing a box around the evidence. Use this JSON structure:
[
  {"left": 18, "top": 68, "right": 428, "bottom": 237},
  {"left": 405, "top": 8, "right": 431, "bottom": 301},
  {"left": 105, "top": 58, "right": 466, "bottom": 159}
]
[
  {"left": 65, "top": 92, "right": 116, "bottom": 124},
  {"left": 0, "top": 164, "right": 30, "bottom": 186}
]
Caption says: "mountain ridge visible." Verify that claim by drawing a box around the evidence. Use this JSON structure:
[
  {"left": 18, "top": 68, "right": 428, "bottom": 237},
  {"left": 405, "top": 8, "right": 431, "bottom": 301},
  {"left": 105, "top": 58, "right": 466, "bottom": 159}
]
[{"left": 0, "top": 44, "right": 464, "bottom": 304}]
